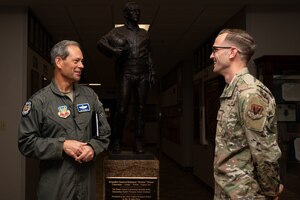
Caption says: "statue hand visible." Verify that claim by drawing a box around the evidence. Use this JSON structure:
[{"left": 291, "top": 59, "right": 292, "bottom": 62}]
[
  {"left": 114, "top": 48, "right": 123, "bottom": 57},
  {"left": 114, "top": 46, "right": 129, "bottom": 57},
  {"left": 149, "top": 72, "right": 156, "bottom": 87}
]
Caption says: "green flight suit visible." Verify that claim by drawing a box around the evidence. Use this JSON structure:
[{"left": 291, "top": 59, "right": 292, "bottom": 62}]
[{"left": 18, "top": 80, "right": 111, "bottom": 200}]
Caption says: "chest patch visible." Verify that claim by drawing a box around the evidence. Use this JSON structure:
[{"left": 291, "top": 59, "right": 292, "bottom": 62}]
[
  {"left": 58, "top": 105, "right": 71, "bottom": 118},
  {"left": 77, "top": 103, "right": 90, "bottom": 113}
]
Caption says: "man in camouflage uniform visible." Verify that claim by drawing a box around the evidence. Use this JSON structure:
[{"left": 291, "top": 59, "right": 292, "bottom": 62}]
[{"left": 210, "top": 29, "right": 284, "bottom": 200}]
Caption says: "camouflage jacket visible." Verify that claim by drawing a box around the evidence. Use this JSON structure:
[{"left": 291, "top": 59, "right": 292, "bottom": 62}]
[{"left": 214, "top": 68, "right": 281, "bottom": 200}]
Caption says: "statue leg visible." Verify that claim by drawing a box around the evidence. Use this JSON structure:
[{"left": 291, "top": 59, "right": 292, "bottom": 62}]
[
  {"left": 133, "top": 74, "right": 149, "bottom": 153},
  {"left": 112, "top": 74, "right": 132, "bottom": 152}
]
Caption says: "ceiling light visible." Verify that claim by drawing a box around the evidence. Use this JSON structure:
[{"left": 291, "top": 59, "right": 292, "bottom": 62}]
[
  {"left": 114, "top": 24, "right": 150, "bottom": 31},
  {"left": 79, "top": 83, "right": 102, "bottom": 86},
  {"left": 88, "top": 83, "right": 101, "bottom": 86}
]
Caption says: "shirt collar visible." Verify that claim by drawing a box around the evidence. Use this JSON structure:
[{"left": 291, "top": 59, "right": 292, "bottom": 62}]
[
  {"left": 125, "top": 22, "right": 140, "bottom": 32},
  {"left": 50, "top": 80, "right": 80, "bottom": 97},
  {"left": 221, "top": 67, "right": 249, "bottom": 98}
]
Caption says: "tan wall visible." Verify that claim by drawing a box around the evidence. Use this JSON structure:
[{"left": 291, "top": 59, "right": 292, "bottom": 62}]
[{"left": 0, "top": 7, "right": 28, "bottom": 200}]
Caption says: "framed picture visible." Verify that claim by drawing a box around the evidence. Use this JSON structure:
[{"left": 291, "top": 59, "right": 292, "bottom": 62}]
[
  {"left": 282, "top": 83, "right": 300, "bottom": 101},
  {"left": 28, "top": 16, "right": 34, "bottom": 46},
  {"left": 204, "top": 76, "right": 225, "bottom": 143},
  {"left": 277, "top": 104, "right": 297, "bottom": 122},
  {"left": 32, "top": 56, "right": 38, "bottom": 69},
  {"left": 193, "top": 79, "right": 201, "bottom": 142},
  {"left": 31, "top": 70, "right": 40, "bottom": 95}
]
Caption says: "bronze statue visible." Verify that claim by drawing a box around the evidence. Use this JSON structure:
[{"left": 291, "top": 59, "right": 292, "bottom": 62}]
[{"left": 97, "top": 2, "right": 155, "bottom": 153}]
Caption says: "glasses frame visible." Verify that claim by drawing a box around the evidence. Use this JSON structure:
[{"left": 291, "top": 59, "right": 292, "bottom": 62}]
[
  {"left": 211, "top": 46, "right": 232, "bottom": 52},
  {"left": 211, "top": 46, "right": 240, "bottom": 54}
]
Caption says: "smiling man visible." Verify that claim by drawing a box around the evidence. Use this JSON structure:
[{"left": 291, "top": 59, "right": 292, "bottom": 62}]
[
  {"left": 210, "top": 29, "right": 283, "bottom": 200},
  {"left": 18, "top": 40, "right": 111, "bottom": 200}
]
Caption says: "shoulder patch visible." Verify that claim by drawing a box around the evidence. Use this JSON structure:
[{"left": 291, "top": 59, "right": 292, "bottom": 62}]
[
  {"left": 22, "top": 101, "right": 32, "bottom": 116},
  {"left": 244, "top": 96, "right": 267, "bottom": 132},
  {"left": 247, "top": 104, "right": 264, "bottom": 120}
]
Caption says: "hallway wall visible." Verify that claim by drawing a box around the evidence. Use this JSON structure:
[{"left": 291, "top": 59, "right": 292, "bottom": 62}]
[
  {"left": 248, "top": 5, "right": 300, "bottom": 59},
  {"left": 0, "top": 7, "right": 28, "bottom": 200},
  {"left": 161, "top": 60, "right": 194, "bottom": 167}
]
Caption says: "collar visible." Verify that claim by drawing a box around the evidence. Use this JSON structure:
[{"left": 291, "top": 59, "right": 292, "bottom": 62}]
[
  {"left": 125, "top": 22, "right": 140, "bottom": 32},
  {"left": 50, "top": 80, "right": 80, "bottom": 97},
  {"left": 220, "top": 67, "right": 249, "bottom": 98}
]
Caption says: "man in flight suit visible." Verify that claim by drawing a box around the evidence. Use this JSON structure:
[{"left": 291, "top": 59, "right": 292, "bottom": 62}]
[
  {"left": 18, "top": 40, "right": 111, "bottom": 200},
  {"left": 97, "top": 2, "right": 155, "bottom": 153},
  {"left": 210, "top": 29, "right": 284, "bottom": 200}
]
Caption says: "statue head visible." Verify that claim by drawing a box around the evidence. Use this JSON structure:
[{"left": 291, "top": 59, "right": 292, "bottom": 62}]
[{"left": 123, "top": 2, "right": 140, "bottom": 23}]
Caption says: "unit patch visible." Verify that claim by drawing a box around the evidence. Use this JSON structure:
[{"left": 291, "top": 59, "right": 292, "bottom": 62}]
[
  {"left": 22, "top": 101, "right": 32, "bottom": 116},
  {"left": 58, "top": 105, "right": 71, "bottom": 118},
  {"left": 77, "top": 103, "right": 90, "bottom": 113},
  {"left": 247, "top": 104, "right": 263, "bottom": 120}
]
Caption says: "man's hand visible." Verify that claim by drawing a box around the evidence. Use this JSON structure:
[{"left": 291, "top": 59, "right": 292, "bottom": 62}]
[
  {"left": 63, "top": 140, "right": 87, "bottom": 163},
  {"left": 75, "top": 145, "right": 94, "bottom": 163},
  {"left": 149, "top": 72, "right": 156, "bottom": 87},
  {"left": 274, "top": 184, "right": 284, "bottom": 200}
]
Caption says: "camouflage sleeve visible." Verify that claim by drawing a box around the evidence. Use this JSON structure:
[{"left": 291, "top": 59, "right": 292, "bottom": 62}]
[{"left": 239, "top": 90, "right": 281, "bottom": 197}]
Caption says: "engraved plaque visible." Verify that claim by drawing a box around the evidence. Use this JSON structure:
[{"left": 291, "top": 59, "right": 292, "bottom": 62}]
[{"left": 105, "top": 177, "right": 157, "bottom": 200}]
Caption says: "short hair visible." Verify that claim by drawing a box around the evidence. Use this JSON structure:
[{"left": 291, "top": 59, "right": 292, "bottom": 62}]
[
  {"left": 123, "top": 2, "right": 139, "bottom": 18},
  {"left": 50, "top": 40, "right": 80, "bottom": 65},
  {"left": 218, "top": 29, "right": 256, "bottom": 62}
]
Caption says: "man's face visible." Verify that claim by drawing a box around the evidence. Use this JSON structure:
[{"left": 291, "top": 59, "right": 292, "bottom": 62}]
[
  {"left": 127, "top": 5, "right": 140, "bottom": 22},
  {"left": 57, "top": 45, "right": 84, "bottom": 83},
  {"left": 210, "top": 33, "right": 232, "bottom": 75}
]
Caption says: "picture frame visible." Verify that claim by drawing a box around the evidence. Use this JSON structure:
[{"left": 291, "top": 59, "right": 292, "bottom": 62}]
[
  {"left": 277, "top": 103, "right": 297, "bottom": 122},
  {"left": 204, "top": 76, "right": 225, "bottom": 144}
]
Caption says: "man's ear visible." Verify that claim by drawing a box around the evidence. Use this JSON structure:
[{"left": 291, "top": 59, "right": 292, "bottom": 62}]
[
  {"left": 55, "top": 57, "right": 63, "bottom": 69},
  {"left": 229, "top": 48, "right": 238, "bottom": 59}
]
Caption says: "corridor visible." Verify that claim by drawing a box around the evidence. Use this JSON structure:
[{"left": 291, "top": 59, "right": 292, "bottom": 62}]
[{"left": 96, "top": 146, "right": 300, "bottom": 200}]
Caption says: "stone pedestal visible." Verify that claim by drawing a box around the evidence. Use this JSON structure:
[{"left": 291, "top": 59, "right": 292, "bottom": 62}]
[{"left": 103, "top": 151, "right": 159, "bottom": 200}]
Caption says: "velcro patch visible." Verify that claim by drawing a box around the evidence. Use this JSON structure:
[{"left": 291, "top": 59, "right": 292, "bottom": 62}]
[
  {"left": 244, "top": 96, "right": 267, "bottom": 132},
  {"left": 22, "top": 101, "right": 32, "bottom": 116},
  {"left": 77, "top": 103, "right": 90, "bottom": 112},
  {"left": 247, "top": 104, "right": 263, "bottom": 120}
]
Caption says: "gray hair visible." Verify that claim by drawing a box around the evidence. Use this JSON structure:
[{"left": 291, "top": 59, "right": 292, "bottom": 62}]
[
  {"left": 50, "top": 40, "right": 80, "bottom": 65},
  {"left": 218, "top": 29, "right": 256, "bottom": 62}
]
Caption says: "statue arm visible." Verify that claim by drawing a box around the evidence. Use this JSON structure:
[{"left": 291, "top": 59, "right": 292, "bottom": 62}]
[
  {"left": 148, "top": 51, "right": 156, "bottom": 87},
  {"left": 97, "top": 30, "right": 125, "bottom": 57},
  {"left": 97, "top": 36, "right": 118, "bottom": 57}
]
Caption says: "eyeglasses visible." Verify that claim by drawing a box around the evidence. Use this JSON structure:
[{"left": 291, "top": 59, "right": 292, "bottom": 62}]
[{"left": 211, "top": 46, "right": 233, "bottom": 53}]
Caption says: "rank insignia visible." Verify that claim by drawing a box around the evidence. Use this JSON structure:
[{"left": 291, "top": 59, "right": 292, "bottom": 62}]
[
  {"left": 247, "top": 104, "right": 263, "bottom": 120},
  {"left": 22, "top": 101, "right": 32, "bottom": 116},
  {"left": 77, "top": 103, "right": 90, "bottom": 113},
  {"left": 58, "top": 105, "right": 71, "bottom": 118}
]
